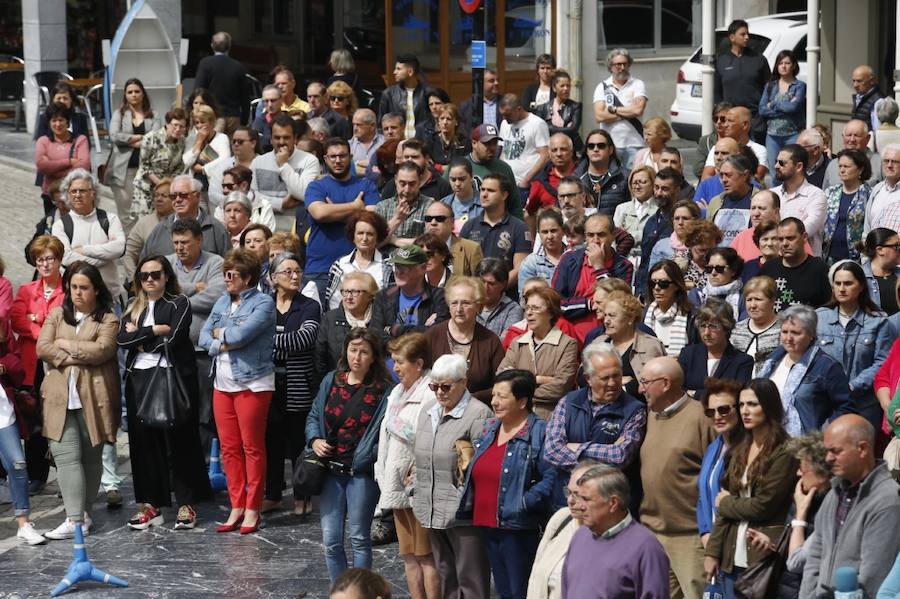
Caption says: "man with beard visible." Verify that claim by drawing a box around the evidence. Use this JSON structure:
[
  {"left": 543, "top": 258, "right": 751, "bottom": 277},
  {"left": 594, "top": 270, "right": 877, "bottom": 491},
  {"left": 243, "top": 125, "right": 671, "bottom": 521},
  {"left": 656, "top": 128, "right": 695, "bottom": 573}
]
[
  {"left": 592, "top": 48, "right": 648, "bottom": 170},
  {"left": 771, "top": 144, "right": 826, "bottom": 256},
  {"left": 575, "top": 129, "right": 628, "bottom": 215},
  {"left": 303, "top": 137, "right": 381, "bottom": 303},
  {"left": 446, "top": 124, "right": 524, "bottom": 218}
]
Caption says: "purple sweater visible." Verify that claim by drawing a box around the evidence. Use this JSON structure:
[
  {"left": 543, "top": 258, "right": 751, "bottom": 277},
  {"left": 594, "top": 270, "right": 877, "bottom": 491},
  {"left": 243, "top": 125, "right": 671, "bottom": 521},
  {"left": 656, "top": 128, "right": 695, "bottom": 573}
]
[{"left": 562, "top": 520, "right": 670, "bottom": 599}]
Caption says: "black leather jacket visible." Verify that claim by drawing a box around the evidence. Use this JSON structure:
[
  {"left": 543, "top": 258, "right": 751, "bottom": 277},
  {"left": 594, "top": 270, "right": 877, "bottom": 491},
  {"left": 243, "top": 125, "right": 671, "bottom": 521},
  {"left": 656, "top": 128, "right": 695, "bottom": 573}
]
[
  {"left": 377, "top": 82, "right": 430, "bottom": 127},
  {"left": 533, "top": 99, "right": 584, "bottom": 153}
]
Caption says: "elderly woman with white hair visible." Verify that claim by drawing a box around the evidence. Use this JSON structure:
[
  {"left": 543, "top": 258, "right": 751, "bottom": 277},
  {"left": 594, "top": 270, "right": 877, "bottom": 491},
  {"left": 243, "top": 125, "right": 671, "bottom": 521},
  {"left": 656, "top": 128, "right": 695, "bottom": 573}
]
[
  {"left": 875, "top": 98, "right": 900, "bottom": 152},
  {"left": 412, "top": 353, "right": 493, "bottom": 599},
  {"left": 757, "top": 305, "right": 854, "bottom": 436},
  {"left": 222, "top": 191, "right": 254, "bottom": 247}
]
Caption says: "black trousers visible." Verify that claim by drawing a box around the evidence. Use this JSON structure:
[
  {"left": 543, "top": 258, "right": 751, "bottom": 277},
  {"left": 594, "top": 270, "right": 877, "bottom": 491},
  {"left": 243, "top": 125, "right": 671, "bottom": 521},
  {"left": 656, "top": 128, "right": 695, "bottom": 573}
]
[
  {"left": 126, "top": 370, "right": 212, "bottom": 508},
  {"left": 264, "top": 373, "right": 309, "bottom": 501},
  {"left": 195, "top": 351, "right": 217, "bottom": 459}
]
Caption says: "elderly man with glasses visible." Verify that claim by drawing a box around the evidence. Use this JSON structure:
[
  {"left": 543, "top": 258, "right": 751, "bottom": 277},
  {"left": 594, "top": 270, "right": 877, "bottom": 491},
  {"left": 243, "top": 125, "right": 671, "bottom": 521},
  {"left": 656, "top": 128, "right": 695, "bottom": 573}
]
[{"left": 141, "top": 174, "right": 231, "bottom": 259}]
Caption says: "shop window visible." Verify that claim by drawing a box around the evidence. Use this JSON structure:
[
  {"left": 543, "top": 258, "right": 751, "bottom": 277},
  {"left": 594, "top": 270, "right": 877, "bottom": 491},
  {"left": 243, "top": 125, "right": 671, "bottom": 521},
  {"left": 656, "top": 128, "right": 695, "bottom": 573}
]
[
  {"left": 597, "top": 0, "right": 700, "bottom": 56},
  {"left": 505, "top": 0, "right": 553, "bottom": 71},
  {"left": 255, "top": 0, "right": 295, "bottom": 36},
  {"left": 391, "top": 0, "right": 441, "bottom": 72}
]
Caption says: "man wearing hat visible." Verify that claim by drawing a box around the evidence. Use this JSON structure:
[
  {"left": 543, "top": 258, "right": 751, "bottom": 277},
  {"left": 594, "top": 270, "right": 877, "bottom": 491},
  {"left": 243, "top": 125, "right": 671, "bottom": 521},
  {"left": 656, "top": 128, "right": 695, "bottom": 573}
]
[
  {"left": 371, "top": 244, "right": 449, "bottom": 341},
  {"left": 446, "top": 123, "right": 524, "bottom": 219}
]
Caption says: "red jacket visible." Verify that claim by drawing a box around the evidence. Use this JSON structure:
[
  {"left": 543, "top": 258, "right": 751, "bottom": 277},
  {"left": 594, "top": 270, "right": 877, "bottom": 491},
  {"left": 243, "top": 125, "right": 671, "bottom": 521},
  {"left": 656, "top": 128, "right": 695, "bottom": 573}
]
[
  {"left": 874, "top": 338, "right": 900, "bottom": 434},
  {"left": 10, "top": 278, "right": 64, "bottom": 385}
]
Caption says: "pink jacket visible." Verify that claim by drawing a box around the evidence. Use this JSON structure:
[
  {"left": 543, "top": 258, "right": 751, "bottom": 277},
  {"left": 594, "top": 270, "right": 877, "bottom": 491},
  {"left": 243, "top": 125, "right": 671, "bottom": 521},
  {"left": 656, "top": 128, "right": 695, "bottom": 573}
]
[
  {"left": 10, "top": 278, "right": 64, "bottom": 385},
  {"left": 35, "top": 135, "right": 90, "bottom": 193}
]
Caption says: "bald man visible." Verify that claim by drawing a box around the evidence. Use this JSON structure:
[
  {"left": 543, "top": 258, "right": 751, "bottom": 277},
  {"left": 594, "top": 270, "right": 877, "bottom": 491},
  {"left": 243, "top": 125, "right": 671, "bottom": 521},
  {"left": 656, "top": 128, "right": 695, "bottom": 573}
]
[
  {"left": 525, "top": 133, "right": 577, "bottom": 236},
  {"left": 694, "top": 137, "right": 742, "bottom": 205},
  {"left": 821, "top": 119, "right": 883, "bottom": 188},
  {"left": 850, "top": 65, "right": 884, "bottom": 133},
  {"left": 701, "top": 107, "right": 768, "bottom": 182},
  {"left": 801, "top": 415, "right": 900, "bottom": 598},
  {"left": 638, "top": 357, "right": 714, "bottom": 599}
]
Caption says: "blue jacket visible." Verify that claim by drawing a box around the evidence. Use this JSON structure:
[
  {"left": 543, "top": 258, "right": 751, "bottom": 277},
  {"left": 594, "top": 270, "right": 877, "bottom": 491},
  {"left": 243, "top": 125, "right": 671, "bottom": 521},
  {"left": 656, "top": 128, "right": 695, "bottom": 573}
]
[
  {"left": 758, "top": 79, "right": 807, "bottom": 134},
  {"left": 553, "top": 247, "right": 634, "bottom": 321},
  {"left": 304, "top": 370, "right": 392, "bottom": 475},
  {"left": 864, "top": 261, "right": 900, "bottom": 311},
  {"left": 678, "top": 342, "right": 754, "bottom": 397},
  {"left": 697, "top": 435, "right": 727, "bottom": 536},
  {"left": 457, "top": 413, "right": 555, "bottom": 530},
  {"left": 636, "top": 211, "right": 673, "bottom": 298},
  {"left": 199, "top": 288, "right": 276, "bottom": 382},
  {"left": 757, "top": 345, "right": 855, "bottom": 433}
]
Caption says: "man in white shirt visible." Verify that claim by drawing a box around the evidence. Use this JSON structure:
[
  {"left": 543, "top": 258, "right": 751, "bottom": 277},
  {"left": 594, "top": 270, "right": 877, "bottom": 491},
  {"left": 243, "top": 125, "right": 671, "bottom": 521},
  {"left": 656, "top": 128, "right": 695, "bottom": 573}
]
[
  {"left": 592, "top": 48, "right": 648, "bottom": 170},
  {"left": 771, "top": 144, "right": 827, "bottom": 256},
  {"left": 864, "top": 143, "right": 900, "bottom": 234},
  {"left": 250, "top": 113, "right": 320, "bottom": 231},
  {"left": 821, "top": 120, "right": 883, "bottom": 189},
  {"left": 499, "top": 93, "right": 550, "bottom": 203}
]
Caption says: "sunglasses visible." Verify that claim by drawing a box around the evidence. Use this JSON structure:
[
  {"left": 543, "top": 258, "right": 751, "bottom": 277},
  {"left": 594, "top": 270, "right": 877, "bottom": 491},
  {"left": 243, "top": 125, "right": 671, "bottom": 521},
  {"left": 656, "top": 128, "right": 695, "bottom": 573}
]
[
  {"left": 223, "top": 271, "right": 242, "bottom": 281},
  {"left": 330, "top": 96, "right": 348, "bottom": 102},
  {"left": 649, "top": 279, "right": 673, "bottom": 289},
  {"left": 170, "top": 192, "right": 193, "bottom": 200},
  {"left": 138, "top": 270, "right": 163, "bottom": 282},
  {"left": 231, "top": 138, "right": 252, "bottom": 145},
  {"left": 704, "top": 265, "right": 729, "bottom": 274},
  {"left": 586, "top": 142, "right": 609, "bottom": 150},
  {"left": 424, "top": 214, "right": 449, "bottom": 223},
  {"left": 428, "top": 382, "right": 456, "bottom": 393},
  {"left": 704, "top": 405, "right": 736, "bottom": 418},
  {"left": 222, "top": 182, "right": 236, "bottom": 190}
]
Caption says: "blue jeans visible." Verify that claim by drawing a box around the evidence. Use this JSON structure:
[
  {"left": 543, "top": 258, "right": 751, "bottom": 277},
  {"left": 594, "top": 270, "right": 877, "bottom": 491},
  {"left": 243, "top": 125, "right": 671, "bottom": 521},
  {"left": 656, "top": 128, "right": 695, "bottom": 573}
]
[
  {"left": 482, "top": 527, "right": 539, "bottom": 599},
  {"left": 722, "top": 565, "right": 746, "bottom": 599},
  {"left": 765, "top": 132, "right": 798, "bottom": 178},
  {"left": 0, "top": 423, "right": 29, "bottom": 516},
  {"left": 319, "top": 472, "right": 380, "bottom": 581}
]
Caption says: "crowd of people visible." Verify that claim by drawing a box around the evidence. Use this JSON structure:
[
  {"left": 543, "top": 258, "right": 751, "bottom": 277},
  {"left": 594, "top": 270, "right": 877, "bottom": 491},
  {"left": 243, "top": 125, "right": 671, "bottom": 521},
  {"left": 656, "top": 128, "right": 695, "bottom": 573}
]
[{"left": 3, "top": 23, "right": 900, "bottom": 599}]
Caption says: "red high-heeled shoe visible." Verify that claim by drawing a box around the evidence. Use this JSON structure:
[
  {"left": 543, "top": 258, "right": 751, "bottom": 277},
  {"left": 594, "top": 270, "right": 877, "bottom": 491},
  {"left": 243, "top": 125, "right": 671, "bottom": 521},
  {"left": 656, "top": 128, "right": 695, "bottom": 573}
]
[
  {"left": 239, "top": 518, "right": 260, "bottom": 535},
  {"left": 216, "top": 514, "right": 244, "bottom": 533}
]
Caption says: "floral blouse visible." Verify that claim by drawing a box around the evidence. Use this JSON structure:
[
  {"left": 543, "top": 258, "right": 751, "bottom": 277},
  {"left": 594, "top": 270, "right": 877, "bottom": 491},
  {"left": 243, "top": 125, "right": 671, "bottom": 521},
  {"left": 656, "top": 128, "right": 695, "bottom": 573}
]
[
  {"left": 324, "top": 371, "right": 386, "bottom": 463},
  {"left": 132, "top": 127, "right": 185, "bottom": 215}
]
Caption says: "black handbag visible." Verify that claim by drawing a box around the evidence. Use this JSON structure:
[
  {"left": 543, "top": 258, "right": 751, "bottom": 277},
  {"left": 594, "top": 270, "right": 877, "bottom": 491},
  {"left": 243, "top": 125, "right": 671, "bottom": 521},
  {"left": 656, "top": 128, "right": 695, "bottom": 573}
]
[
  {"left": 734, "top": 525, "right": 792, "bottom": 599},
  {"left": 292, "top": 379, "right": 369, "bottom": 494},
  {"left": 133, "top": 339, "right": 191, "bottom": 429}
]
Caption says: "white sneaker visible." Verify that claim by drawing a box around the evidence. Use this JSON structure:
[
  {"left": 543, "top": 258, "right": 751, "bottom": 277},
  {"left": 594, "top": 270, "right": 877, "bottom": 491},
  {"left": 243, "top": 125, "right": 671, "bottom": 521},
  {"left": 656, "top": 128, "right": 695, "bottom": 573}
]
[
  {"left": 43, "top": 513, "right": 92, "bottom": 540},
  {"left": 17, "top": 522, "right": 47, "bottom": 545}
]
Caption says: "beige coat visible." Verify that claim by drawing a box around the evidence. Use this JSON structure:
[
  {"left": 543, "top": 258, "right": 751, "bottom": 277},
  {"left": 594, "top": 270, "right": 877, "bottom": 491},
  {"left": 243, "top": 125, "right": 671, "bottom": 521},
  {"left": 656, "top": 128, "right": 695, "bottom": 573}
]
[
  {"left": 37, "top": 308, "right": 121, "bottom": 446},
  {"left": 600, "top": 329, "right": 667, "bottom": 380},
  {"left": 498, "top": 327, "right": 578, "bottom": 414}
]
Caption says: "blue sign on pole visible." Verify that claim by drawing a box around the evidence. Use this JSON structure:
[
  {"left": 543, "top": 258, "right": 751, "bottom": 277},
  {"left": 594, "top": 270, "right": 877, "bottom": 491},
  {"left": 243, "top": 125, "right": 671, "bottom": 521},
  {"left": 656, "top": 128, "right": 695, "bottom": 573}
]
[{"left": 471, "top": 40, "right": 486, "bottom": 69}]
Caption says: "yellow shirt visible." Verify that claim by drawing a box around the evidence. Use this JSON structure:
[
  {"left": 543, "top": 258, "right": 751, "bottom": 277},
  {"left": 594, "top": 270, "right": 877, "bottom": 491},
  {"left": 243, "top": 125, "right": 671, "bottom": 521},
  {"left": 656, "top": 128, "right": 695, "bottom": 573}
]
[{"left": 282, "top": 96, "right": 311, "bottom": 114}]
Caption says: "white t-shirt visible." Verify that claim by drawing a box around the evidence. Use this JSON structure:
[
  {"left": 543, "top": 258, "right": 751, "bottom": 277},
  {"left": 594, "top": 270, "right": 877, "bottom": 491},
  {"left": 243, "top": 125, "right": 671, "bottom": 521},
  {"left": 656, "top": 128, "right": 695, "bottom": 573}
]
[
  {"left": 132, "top": 300, "right": 170, "bottom": 369},
  {"left": 214, "top": 302, "right": 275, "bottom": 393},
  {"left": 500, "top": 113, "right": 550, "bottom": 186},
  {"left": 67, "top": 312, "right": 87, "bottom": 410},
  {"left": 705, "top": 140, "right": 768, "bottom": 172},
  {"left": 0, "top": 384, "right": 14, "bottom": 430},
  {"left": 592, "top": 76, "right": 648, "bottom": 149}
]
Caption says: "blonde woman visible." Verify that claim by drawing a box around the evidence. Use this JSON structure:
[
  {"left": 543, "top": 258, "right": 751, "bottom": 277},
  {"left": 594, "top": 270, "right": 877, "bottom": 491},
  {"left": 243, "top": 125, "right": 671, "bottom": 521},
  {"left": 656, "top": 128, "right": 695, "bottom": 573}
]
[
  {"left": 327, "top": 81, "right": 359, "bottom": 120},
  {"left": 632, "top": 118, "right": 672, "bottom": 173},
  {"left": 183, "top": 104, "right": 231, "bottom": 191}
]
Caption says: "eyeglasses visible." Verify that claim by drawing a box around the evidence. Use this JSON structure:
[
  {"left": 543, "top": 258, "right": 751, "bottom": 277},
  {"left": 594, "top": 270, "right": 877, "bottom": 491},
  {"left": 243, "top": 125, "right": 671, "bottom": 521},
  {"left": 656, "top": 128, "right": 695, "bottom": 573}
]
[
  {"left": 262, "top": 98, "right": 280, "bottom": 104},
  {"left": 424, "top": 214, "right": 449, "bottom": 223},
  {"left": 704, "top": 405, "right": 737, "bottom": 418},
  {"left": 170, "top": 192, "right": 193, "bottom": 200},
  {"left": 326, "top": 153, "right": 350, "bottom": 161},
  {"left": 275, "top": 269, "right": 302, "bottom": 278},
  {"left": 222, "top": 182, "right": 237, "bottom": 190},
  {"left": 340, "top": 289, "right": 366, "bottom": 297},
  {"left": 330, "top": 96, "right": 348, "bottom": 102},
  {"left": 704, "top": 265, "right": 729, "bottom": 274},
  {"left": 428, "top": 382, "right": 457, "bottom": 393},
  {"left": 448, "top": 300, "right": 475, "bottom": 309},
  {"left": 223, "top": 271, "right": 242, "bottom": 281},
  {"left": 35, "top": 256, "right": 58, "bottom": 265},
  {"left": 638, "top": 377, "right": 665, "bottom": 387},
  {"left": 425, "top": 251, "right": 437, "bottom": 258},
  {"left": 558, "top": 192, "right": 581, "bottom": 201},
  {"left": 699, "top": 322, "right": 724, "bottom": 331},
  {"left": 610, "top": 62, "right": 629, "bottom": 69},
  {"left": 524, "top": 305, "right": 546, "bottom": 313},
  {"left": 586, "top": 142, "right": 609, "bottom": 150},
  {"left": 649, "top": 279, "right": 673, "bottom": 289},
  {"left": 69, "top": 188, "right": 93, "bottom": 195},
  {"left": 776, "top": 159, "right": 789, "bottom": 166},
  {"left": 878, "top": 242, "right": 900, "bottom": 250},
  {"left": 138, "top": 270, "right": 163, "bottom": 282},
  {"left": 232, "top": 138, "right": 252, "bottom": 145},
  {"left": 714, "top": 116, "right": 729, "bottom": 123}
]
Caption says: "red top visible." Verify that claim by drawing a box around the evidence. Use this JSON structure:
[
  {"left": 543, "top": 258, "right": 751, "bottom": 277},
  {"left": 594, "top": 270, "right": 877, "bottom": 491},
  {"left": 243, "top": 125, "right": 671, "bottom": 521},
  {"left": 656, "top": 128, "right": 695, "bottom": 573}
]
[
  {"left": 471, "top": 436, "right": 506, "bottom": 527},
  {"left": 10, "top": 278, "right": 64, "bottom": 385}
]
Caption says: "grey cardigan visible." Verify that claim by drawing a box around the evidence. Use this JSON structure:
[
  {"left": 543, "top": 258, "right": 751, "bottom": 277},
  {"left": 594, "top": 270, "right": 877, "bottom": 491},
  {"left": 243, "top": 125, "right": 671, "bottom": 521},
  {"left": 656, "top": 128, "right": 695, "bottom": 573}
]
[
  {"left": 412, "top": 394, "right": 492, "bottom": 529},
  {"left": 105, "top": 109, "right": 163, "bottom": 186},
  {"left": 801, "top": 462, "right": 900, "bottom": 598}
]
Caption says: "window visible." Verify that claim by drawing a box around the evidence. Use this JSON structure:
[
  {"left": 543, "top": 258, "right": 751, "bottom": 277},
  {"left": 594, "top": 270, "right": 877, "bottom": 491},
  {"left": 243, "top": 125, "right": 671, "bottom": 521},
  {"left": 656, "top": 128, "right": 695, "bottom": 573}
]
[
  {"left": 391, "top": 0, "right": 441, "bottom": 72},
  {"left": 597, "top": 0, "right": 700, "bottom": 57},
  {"left": 255, "top": 0, "right": 294, "bottom": 36}
]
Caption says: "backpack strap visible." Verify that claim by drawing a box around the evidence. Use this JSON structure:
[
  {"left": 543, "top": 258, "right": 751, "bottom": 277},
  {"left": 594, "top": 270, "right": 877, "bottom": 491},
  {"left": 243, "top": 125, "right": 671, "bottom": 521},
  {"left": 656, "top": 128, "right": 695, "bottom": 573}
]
[{"left": 61, "top": 213, "right": 74, "bottom": 244}]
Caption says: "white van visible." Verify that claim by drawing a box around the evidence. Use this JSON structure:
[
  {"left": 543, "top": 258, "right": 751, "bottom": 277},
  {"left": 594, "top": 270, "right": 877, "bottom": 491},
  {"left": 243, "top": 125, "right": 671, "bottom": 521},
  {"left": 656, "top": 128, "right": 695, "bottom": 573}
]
[{"left": 669, "top": 12, "right": 810, "bottom": 141}]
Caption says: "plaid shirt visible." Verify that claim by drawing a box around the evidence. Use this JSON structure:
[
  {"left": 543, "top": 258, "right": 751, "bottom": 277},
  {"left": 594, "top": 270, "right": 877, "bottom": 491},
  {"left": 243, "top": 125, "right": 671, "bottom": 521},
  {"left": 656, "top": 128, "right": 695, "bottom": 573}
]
[
  {"left": 544, "top": 391, "right": 647, "bottom": 468},
  {"left": 374, "top": 194, "right": 435, "bottom": 241}
]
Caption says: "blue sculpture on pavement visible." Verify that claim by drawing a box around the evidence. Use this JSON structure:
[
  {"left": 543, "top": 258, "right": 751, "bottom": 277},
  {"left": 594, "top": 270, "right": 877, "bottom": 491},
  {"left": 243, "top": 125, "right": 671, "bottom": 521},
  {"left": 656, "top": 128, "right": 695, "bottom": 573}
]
[{"left": 50, "top": 523, "right": 128, "bottom": 596}]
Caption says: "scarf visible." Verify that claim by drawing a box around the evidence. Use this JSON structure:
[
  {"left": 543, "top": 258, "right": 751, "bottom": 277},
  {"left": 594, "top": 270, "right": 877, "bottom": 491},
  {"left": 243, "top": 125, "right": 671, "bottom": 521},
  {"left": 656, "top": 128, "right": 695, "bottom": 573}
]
[
  {"left": 346, "top": 304, "right": 373, "bottom": 329},
  {"left": 384, "top": 374, "right": 430, "bottom": 444},
  {"left": 697, "top": 278, "right": 743, "bottom": 319},
  {"left": 668, "top": 231, "right": 688, "bottom": 252},
  {"left": 645, "top": 301, "right": 689, "bottom": 357}
]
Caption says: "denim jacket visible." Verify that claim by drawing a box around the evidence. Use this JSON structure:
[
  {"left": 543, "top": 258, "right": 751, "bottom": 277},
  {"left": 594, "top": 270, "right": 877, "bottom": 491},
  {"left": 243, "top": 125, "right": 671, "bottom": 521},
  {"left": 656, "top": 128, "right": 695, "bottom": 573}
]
[
  {"left": 305, "top": 371, "right": 392, "bottom": 475},
  {"left": 758, "top": 344, "right": 854, "bottom": 433},
  {"left": 758, "top": 79, "right": 807, "bottom": 134},
  {"left": 456, "top": 413, "right": 555, "bottom": 530},
  {"left": 198, "top": 287, "right": 276, "bottom": 383},
  {"left": 815, "top": 307, "right": 892, "bottom": 394}
]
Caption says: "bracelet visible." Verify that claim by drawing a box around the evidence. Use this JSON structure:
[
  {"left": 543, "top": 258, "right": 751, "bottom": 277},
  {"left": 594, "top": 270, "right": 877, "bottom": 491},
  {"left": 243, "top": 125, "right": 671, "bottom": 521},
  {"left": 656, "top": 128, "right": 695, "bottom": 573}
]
[{"left": 790, "top": 519, "right": 807, "bottom": 528}]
